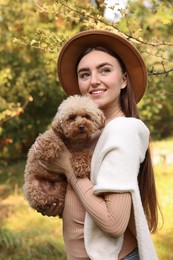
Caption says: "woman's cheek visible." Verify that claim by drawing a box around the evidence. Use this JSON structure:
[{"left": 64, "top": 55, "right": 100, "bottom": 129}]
[{"left": 78, "top": 82, "right": 87, "bottom": 95}]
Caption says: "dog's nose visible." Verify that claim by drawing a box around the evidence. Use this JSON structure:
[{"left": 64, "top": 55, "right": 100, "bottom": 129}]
[{"left": 79, "top": 125, "right": 85, "bottom": 131}]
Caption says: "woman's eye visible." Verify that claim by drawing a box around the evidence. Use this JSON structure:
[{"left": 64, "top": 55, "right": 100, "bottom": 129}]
[
  {"left": 101, "top": 67, "right": 111, "bottom": 75},
  {"left": 79, "top": 73, "right": 90, "bottom": 79}
]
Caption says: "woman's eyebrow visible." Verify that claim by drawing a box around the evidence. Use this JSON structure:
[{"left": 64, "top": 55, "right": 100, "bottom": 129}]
[
  {"left": 78, "top": 62, "right": 113, "bottom": 74},
  {"left": 77, "top": 67, "right": 89, "bottom": 74},
  {"left": 97, "top": 62, "right": 113, "bottom": 69}
]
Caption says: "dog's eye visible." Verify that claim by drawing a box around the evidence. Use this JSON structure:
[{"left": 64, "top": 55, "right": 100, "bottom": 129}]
[
  {"left": 68, "top": 114, "right": 77, "bottom": 121},
  {"left": 83, "top": 114, "right": 91, "bottom": 120}
]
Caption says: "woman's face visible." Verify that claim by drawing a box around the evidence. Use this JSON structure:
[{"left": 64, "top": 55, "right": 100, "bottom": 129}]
[{"left": 77, "top": 50, "right": 127, "bottom": 110}]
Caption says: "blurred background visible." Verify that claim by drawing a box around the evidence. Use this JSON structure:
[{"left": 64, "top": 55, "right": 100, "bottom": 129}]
[{"left": 0, "top": 0, "right": 173, "bottom": 259}]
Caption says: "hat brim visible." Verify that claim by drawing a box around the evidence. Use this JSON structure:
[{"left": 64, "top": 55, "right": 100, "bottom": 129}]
[{"left": 57, "top": 30, "right": 147, "bottom": 103}]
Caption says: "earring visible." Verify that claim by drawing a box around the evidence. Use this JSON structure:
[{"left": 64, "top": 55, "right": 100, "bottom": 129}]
[{"left": 121, "top": 84, "right": 127, "bottom": 90}]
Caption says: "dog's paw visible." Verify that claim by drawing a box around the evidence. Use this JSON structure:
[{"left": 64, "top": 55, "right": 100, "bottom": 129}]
[
  {"left": 72, "top": 152, "right": 92, "bottom": 178},
  {"left": 35, "top": 133, "right": 64, "bottom": 161},
  {"left": 37, "top": 200, "right": 65, "bottom": 218}
]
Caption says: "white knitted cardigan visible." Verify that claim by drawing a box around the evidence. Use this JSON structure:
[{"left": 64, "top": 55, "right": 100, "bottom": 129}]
[{"left": 84, "top": 117, "right": 158, "bottom": 260}]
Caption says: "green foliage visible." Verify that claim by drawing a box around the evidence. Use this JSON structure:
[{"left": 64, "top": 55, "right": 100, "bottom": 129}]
[
  {"left": 0, "top": 225, "right": 66, "bottom": 259},
  {"left": 0, "top": 0, "right": 66, "bottom": 159},
  {"left": 152, "top": 140, "right": 173, "bottom": 259},
  {"left": 0, "top": 160, "right": 67, "bottom": 259},
  {"left": 0, "top": 0, "right": 173, "bottom": 160},
  {"left": 0, "top": 228, "right": 21, "bottom": 251}
]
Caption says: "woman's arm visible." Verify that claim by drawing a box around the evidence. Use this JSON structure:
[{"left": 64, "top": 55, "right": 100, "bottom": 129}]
[
  {"left": 38, "top": 146, "right": 132, "bottom": 237},
  {"left": 68, "top": 173, "right": 132, "bottom": 238}
]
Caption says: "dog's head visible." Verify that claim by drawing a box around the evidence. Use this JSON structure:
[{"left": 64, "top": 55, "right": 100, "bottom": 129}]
[{"left": 51, "top": 95, "right": 105, "bottom": 141}]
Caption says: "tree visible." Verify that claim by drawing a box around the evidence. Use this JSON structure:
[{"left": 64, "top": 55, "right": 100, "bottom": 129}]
[
  {"left": 0, "top": 0, "right": 66, "bottom": 159},
  {"left": 0, "top": 0, "right": 173, "bottom": 160}
]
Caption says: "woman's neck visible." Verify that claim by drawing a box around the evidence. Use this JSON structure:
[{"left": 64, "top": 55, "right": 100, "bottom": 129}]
[{"left": 104, "top": 105, "right": 125, "bottom": 124}]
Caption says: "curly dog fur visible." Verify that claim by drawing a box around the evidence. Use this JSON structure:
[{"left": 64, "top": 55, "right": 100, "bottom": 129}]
[{"left": 23, "top": 95, "right": 105, "bottom": 218}]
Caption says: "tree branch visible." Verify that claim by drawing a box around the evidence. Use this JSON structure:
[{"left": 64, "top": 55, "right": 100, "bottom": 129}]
[
  {"left": 55, "top": 0, "right": 173, "bottom": 47},
  {"left": 148, "top": 68, "right": 173, "bottom": 76}
]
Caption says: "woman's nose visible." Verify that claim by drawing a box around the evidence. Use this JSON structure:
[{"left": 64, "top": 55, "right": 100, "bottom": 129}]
[{"left": 90, "top": 73, "right": 101, "bottom": 86}]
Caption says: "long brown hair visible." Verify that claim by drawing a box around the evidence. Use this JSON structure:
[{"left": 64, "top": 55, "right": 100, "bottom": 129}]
[{"left": 120, "top": 77, "right": 158, "bottom": 233}]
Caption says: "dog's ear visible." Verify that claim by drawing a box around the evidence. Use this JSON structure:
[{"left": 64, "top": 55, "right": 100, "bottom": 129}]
[
  {"left": 93, "top": 110, "right": 106, "bottom": 130},
  {"left": 51, "top": 116, "right": 63, "bottom": 135},
  {"left": 98, "top": 111, "right": 106, "bottom": 130}
]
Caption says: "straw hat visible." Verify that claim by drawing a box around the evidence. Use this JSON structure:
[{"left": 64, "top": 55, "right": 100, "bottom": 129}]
[{"left": 57, "top": 30, "right": 147, "bottom": 102}]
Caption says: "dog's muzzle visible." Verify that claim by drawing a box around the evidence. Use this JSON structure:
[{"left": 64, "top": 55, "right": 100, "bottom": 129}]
[{"left": 78, "top": 124, "right": 85, "bottom": 132}]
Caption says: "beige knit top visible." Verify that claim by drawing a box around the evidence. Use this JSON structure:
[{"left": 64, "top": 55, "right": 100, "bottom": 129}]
[{"left": 62, "top": 173, "right": 136, "bottom": 260}]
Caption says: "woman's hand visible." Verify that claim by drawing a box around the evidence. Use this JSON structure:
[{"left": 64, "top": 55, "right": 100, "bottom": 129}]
[{"left": 34, "top": 142, "right": 73, "bottom": 176}]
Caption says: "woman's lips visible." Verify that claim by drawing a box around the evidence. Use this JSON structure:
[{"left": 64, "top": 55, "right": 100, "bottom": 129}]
[{"left": 89, "top": 88, "right": 107, "bottom": 95}]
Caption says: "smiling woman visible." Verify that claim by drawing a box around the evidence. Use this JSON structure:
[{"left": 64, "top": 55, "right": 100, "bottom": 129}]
[
  {"left": 28, "top": 30, "right": 159, "bottom": 260},
  {"left": 77, "top": 48, "right": 127, "bottom": 116}
]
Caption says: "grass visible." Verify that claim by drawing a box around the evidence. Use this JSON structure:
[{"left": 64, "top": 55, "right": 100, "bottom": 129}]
[
  {"left": 0, "top": 138, "right": 173, "bottom": 259},
  {"left": 152, "top": 165, "right": 173, "bottom": 260},
  {"left": 151, "top": 138, "right": 173, "bottom": 260},
  {"left": 0, "top": 160, "right": 66, "bottom": 260}
]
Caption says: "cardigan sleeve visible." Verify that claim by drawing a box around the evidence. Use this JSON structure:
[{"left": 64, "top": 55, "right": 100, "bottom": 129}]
[{"left": 92, "top": 117, "right": 150, "bottom": 194}]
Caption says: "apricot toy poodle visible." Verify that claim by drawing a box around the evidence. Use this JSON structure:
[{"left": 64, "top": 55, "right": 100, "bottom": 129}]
[{"left": 23, "top": 95, "right": 105, "bottom": 218}]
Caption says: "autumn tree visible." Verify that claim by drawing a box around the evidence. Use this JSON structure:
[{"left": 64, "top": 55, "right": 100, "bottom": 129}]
[{"left": 0, "top": 0, "right": 173, "bottom": 160}]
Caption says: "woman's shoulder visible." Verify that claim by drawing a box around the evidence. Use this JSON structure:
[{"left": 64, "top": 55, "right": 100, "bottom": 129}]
[
  {"left": 106, "top": 117, "right": 149, "bottom": 133},
  {"left": 102, "top": 117, "right": 150, "bottom": 142},
  {"left": 93, "top": 117, "right": 150, "bottom": 165}
]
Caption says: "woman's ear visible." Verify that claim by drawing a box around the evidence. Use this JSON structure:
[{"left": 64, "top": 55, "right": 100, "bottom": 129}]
[{"left": 121, "top": 72, "right": 127, "bottom": 89}]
